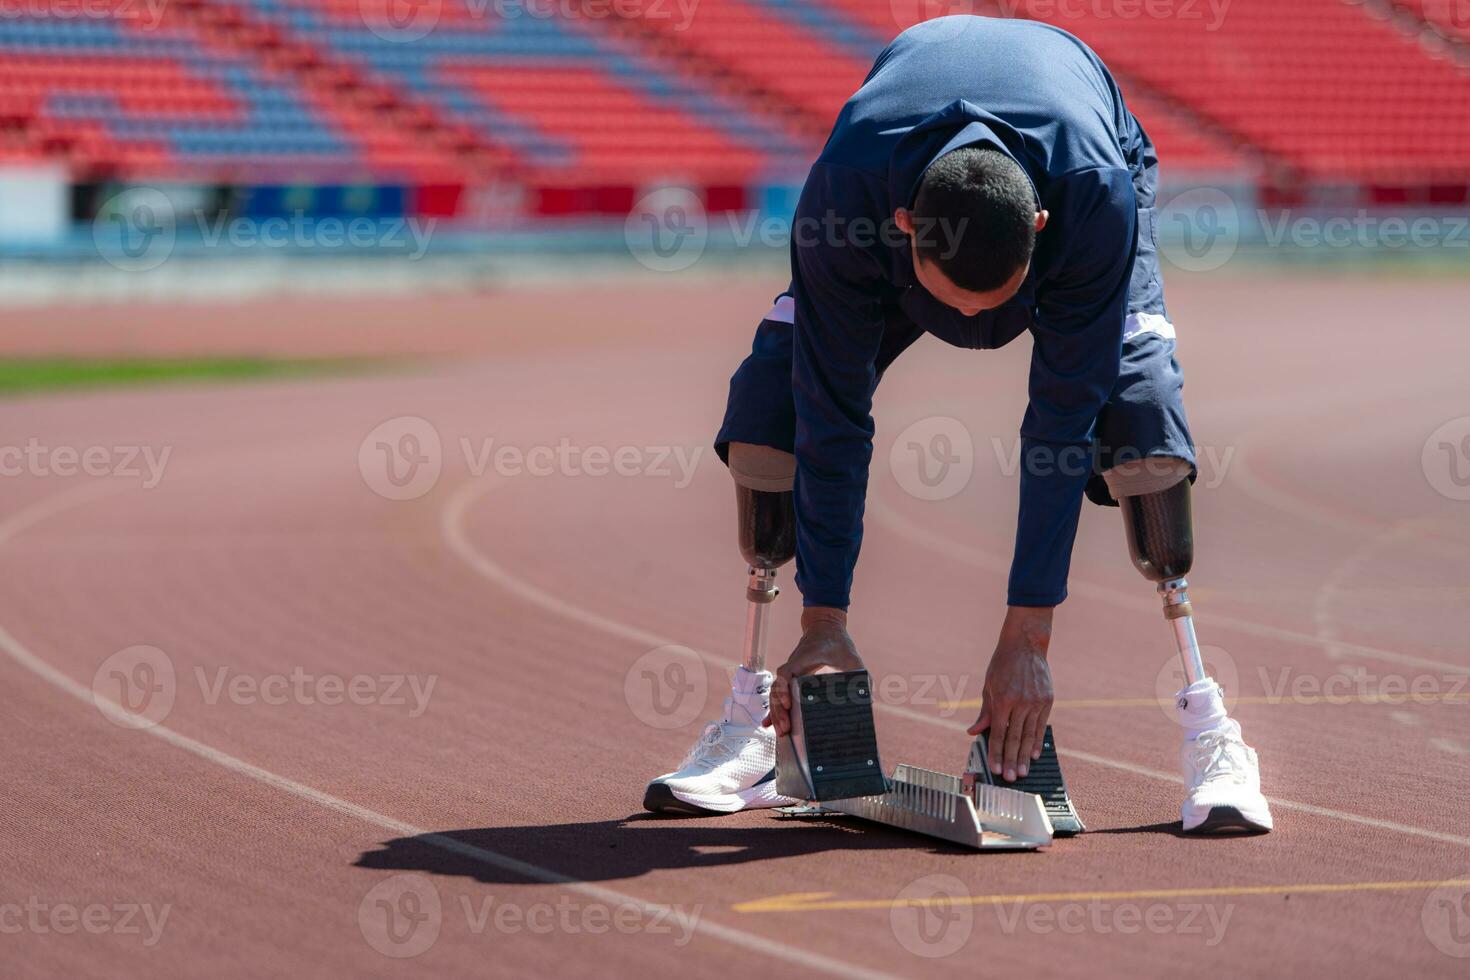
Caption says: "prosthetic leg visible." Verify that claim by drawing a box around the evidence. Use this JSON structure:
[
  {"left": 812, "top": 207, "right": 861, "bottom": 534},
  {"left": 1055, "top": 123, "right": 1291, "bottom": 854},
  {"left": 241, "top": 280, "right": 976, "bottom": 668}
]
[
  {"left": 1110, "top": 459, "right": 1273, "bottom": 834},
  {"left": 642, "top": 444, "right": 798, "bottom": 815},
  {"left": 1117, "top": 470, "right": 1207, "bottom": 688},
  {"left": 733, "top": 459, "right": 797, "bottom": 673}
]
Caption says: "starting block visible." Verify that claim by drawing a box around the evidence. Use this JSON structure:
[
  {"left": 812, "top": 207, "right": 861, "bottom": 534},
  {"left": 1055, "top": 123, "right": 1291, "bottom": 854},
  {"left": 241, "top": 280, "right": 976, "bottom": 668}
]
[
  {"left": 965, "top": 726, "right": 1085, "bottom": 836},
  {"left": 773, "top": 671, "right": 1058, "bottom": 850},
  {"left": 774, "top": 671, "right": 888, "bottom": 801}
]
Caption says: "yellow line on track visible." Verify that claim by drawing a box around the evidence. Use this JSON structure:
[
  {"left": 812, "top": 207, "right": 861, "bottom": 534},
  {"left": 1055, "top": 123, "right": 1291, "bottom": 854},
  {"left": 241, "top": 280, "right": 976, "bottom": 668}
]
[{"left": 733, "top": 879, "right": 1470, "bottom": 914}]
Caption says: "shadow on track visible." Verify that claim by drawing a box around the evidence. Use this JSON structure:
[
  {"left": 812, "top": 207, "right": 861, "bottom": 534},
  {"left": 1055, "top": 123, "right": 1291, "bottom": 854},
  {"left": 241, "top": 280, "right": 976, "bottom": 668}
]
[
  {"left": 354, "top": 813, "right": 1044, "bottom": 885},
  {"left": 1080, "top": 821, "right": 1267, "bottom": 839}
]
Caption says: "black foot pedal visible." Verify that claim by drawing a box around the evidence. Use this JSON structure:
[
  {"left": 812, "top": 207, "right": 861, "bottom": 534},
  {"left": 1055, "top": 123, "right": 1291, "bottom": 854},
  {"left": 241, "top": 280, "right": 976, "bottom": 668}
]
[
  {"left": 966, "top": 725, "right": 1085, "bottom": 835},
  {"left": 775, "top": 670, "right": 887, "bottom": 802}
]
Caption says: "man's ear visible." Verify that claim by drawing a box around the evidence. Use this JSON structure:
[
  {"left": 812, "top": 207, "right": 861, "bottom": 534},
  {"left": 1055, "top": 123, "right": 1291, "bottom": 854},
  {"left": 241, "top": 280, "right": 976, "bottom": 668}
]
[
  {"left": 894, "top": 207, "right": 915, "bottom": 237},
  {"left": 1034, "top": 210, "right": 1049, "bottom": 233}
]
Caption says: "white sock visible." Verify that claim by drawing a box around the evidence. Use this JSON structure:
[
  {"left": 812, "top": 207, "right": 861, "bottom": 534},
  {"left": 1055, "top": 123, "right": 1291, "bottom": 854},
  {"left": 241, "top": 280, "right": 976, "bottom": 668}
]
[
  {"left": 1174, "top": 678, "right": 1229, "bottom": 741},
  {"left": 725, "top": 667, "right": 773, "bottom": 727}
]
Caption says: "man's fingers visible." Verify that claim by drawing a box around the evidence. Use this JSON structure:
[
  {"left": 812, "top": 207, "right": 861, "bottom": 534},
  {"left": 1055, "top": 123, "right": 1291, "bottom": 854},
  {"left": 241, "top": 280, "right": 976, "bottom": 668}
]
[
  {"left": 1032, "top": 701, "right": 1053, "bottom": 760},
  {"left": 762, "top": 698, "right": 780, "bottom": 730},
  {"left": 766, "top": 665, "right": 792, "bottom": 733},
  {"left": 1016, "top": 710, "right": 1043, "bottom": 778},
  {"left": 967, "top": 704, "right": 991, "bottom": 737},
  {"left": 1001, "top": 707, "right": 1027, "bottom": 781},
  {"left": 766, "top": 696, "right": 788, "bottom": 735},
  {"left": 987, "top": 704, "right": 1010, "bottom": 775}
]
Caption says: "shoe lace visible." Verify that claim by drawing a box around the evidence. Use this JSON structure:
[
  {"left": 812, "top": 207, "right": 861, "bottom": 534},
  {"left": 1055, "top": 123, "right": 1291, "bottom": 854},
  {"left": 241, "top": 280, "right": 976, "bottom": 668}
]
[
  {"left": 1190, "top": 729, "right": 1249, "bottom": 786},
  {"left": 685, "top": 718, "right": 757, "bottom": 771},
  {"left": 674, "top": 722, "right": 718, "bottom": 770}
]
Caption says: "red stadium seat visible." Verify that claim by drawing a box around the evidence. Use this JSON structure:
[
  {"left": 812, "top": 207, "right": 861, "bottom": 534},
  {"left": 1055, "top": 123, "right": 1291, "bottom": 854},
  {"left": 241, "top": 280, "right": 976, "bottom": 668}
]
[{"left": 1, "top": 0, "right": 1465, "bottom": 191}]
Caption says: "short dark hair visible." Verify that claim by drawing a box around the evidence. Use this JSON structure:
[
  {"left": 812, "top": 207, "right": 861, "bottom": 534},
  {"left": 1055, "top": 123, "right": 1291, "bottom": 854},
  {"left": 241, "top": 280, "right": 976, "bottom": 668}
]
[{"left": 910, "top": 146, "right": 1036, "bottom": 292}]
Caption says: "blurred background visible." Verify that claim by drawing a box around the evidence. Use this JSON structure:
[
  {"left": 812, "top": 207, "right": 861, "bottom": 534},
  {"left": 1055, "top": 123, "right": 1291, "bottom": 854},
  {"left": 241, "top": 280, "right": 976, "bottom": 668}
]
[
  {"left": 0, "top": 0, "right": 1467, "bottom": 310},
  {"left": 3, "top": 11, "right": 1469, "bottom": 976}
]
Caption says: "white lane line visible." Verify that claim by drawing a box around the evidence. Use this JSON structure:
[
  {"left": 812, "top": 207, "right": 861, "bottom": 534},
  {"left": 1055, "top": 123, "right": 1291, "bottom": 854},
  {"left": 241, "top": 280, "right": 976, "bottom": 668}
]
[
  {"left": 0, "top": 481, "right": 899, "bottom": 980},
  {"left": 865, "top": 497, "right": 1468, "bottom": 676},
  {"left": 1053, "top": 746, "right": 1470, "bottom": 848},
  {"left": 1226, "top": 440, "right": 1375, "bottom": 537},
  {"left": 444, "top": 478, "right": 1470, "bottom": 851},
  {"left": 1309, "top": 517, "right": 1461, "bottom": 670}
]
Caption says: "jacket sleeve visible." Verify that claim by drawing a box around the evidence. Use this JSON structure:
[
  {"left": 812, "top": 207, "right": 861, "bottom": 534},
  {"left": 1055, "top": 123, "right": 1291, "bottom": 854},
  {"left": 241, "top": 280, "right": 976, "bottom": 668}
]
[
  {"left": 789, "top": 165, "right": 889, "bottom": 610},
  {"left": 1008, "top": 167, "right": 1137, "bottom": 606}
]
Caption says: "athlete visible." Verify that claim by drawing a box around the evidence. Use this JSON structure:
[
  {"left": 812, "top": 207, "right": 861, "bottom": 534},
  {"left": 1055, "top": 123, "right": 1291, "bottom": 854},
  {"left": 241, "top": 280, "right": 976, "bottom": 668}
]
[{"left": 644, "top": 15, "right": 1272, "bottom": 834}]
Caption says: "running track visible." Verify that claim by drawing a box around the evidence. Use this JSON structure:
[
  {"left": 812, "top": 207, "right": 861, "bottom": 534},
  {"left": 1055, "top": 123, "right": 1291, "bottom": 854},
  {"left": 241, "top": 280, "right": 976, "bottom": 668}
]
[{"left": 2, "top": 269, "right": 1468, "bottom": 977}]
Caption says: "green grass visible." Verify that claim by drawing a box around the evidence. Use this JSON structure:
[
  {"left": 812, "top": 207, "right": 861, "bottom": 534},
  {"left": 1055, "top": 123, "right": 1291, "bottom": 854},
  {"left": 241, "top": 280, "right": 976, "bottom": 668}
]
[{"left": 0, "top": 357, "right": 377, "bottom": 395}]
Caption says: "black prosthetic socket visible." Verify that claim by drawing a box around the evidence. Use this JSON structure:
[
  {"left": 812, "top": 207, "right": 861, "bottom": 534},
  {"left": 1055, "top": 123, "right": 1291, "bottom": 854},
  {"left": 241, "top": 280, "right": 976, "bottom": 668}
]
[
  {"left": 735, "top": 484, "right": 796, "bottom": 571},
  {"left": 1120, "top": 479, "right": 1194, "bottom": 583}
]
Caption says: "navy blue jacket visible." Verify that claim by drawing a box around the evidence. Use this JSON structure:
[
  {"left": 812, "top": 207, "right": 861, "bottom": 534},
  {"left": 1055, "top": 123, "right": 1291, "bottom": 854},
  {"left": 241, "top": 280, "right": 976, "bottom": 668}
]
[{"left": 789, "top": 16, "right": 1165, "bottom": 610}]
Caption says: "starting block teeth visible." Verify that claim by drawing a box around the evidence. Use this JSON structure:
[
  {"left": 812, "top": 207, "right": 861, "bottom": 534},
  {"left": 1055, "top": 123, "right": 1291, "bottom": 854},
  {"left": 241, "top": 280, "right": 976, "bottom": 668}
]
[
  {"left": 774, "top": 671, "right": 1054, "bottom": 850},
  {"left": 965, "top": 726, "right": 1085, "bottom": 836},
  {"left": 825, "top": 764, "right": 1053, "bottom": 850},
  {"left": 775, "top": 671, "right": 887, "bottom": 802}
]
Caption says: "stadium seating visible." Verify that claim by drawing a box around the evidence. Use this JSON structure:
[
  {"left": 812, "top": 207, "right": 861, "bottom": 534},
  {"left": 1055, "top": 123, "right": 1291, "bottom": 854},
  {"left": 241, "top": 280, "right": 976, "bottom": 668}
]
[
  {"left": 1387, "top": 0, "right": 1470, "bottom": 46},
  {"left": 0, "top": 5, "right": 490, "bottom": 180},
  {"left": 997, "top": 0, "right": 1470, "bottom": 182},
  {"left": 0, "top": 0, "right": 1466, "bottom": 211},
  {"left": 233, "top": 0, "right": 806, "bottom": 185}
]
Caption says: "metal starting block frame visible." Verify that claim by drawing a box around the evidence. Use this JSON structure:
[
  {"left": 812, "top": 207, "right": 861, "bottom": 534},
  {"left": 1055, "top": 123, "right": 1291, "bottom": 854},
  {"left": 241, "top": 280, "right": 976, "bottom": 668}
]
[
  {"left": 774, "top": 671, "right": 1055, "bottom": 850},
  {"left": 966, "top": 725, "right": 1086, "bottom": 836}
]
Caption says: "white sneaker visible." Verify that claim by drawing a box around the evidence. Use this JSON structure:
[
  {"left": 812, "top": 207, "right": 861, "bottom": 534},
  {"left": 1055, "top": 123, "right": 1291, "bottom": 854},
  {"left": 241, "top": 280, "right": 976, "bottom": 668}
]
[
  {"left": 1180, "top": 719, "right": 1274, "bottom": 833},
  {"left": 643, "top": 668, "right": 798, "bottom": 815}
]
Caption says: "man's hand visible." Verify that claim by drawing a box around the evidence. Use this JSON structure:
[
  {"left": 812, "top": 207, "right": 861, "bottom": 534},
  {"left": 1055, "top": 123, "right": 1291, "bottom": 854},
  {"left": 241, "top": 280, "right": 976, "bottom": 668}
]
[
  {"left": 967, "top": 606, "right": 1055, "bottom": 781},
  {"left": 763, "top": 607, "right": 864, "bottom": 735}
]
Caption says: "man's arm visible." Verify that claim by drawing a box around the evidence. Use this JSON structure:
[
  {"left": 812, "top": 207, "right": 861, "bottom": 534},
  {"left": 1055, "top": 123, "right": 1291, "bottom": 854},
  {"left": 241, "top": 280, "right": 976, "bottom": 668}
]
[
  {"left": 789, "top": 195, "right": 888, "bottom": 611},
  {"left": 765, "top": 164, "right": 888, "bottom": 735},
  {"left": 972, "top": 167, "right": 1138, "bottom": 778},
  {"left": 1012, "top": 167, "right": 1137, "bottom": 606}
]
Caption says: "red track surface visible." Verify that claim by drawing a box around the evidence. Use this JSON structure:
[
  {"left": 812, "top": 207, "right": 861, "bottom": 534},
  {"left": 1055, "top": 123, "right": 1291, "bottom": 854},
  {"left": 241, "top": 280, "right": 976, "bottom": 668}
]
[{"left": 2, "top": 269, "right": 1469, "bottom": 977}]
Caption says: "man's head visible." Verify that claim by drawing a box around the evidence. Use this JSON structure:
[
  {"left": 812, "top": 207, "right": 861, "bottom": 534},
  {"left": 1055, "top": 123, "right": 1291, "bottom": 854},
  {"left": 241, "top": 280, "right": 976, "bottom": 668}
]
[{"left": 894, "top": 146, "right": 1048, "bottom": 316}]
